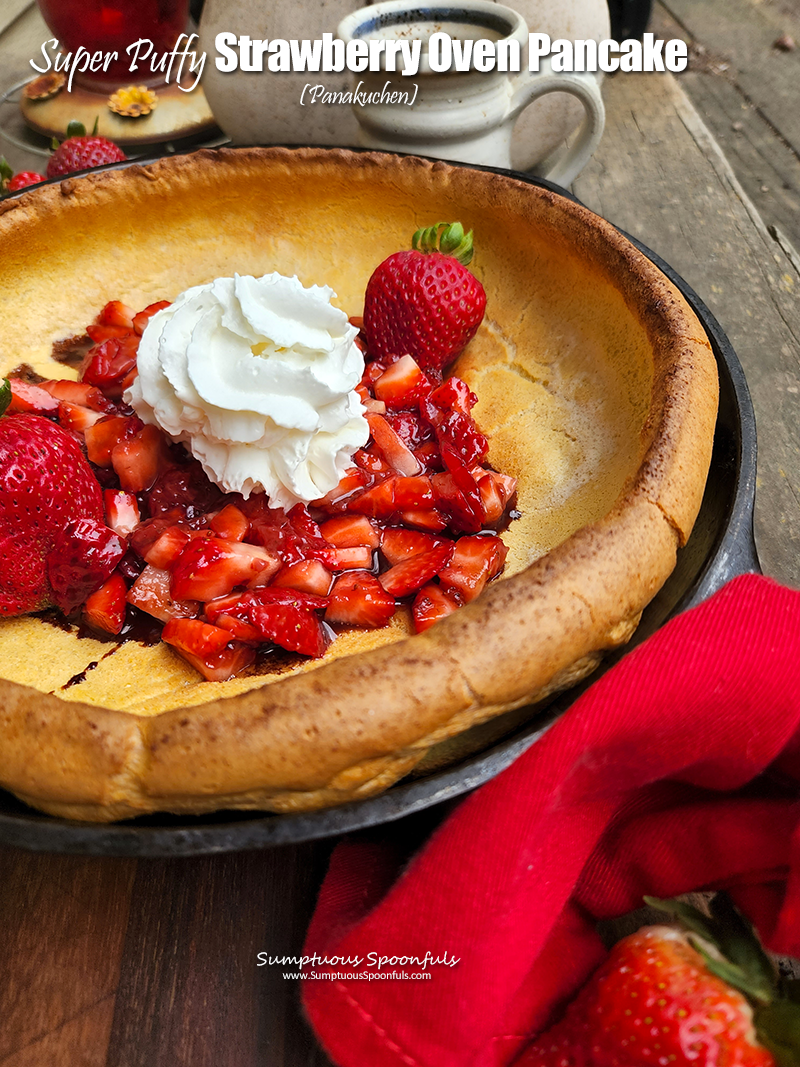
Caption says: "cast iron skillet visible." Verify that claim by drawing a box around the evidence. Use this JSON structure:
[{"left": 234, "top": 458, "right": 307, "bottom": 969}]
[{"left": 0, "top": 162, "right": 759, "bottom": 855}]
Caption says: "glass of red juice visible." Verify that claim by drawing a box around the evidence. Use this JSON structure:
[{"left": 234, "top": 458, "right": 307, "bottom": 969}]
[{"left": 37, "top": 0, "right": 190, "bottom": 88}]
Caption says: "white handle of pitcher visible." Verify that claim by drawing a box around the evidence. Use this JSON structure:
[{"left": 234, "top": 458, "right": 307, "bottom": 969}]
[{"left": 508, "top": 56, "right": 605, "bottom": 187}]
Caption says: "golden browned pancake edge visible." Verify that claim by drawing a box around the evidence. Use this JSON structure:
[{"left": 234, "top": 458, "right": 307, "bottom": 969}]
[{"left": 0, "top": 148, "right": 718, "bottom": 820}]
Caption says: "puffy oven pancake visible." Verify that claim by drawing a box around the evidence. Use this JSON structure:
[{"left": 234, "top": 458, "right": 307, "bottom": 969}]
[{"left": 0, "top": 148, "right": 717, "bottom": 820}]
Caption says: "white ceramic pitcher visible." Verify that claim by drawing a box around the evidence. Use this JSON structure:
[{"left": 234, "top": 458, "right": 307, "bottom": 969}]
[{"left": 198, "top": 0, "right": 610, "bottom": 176}]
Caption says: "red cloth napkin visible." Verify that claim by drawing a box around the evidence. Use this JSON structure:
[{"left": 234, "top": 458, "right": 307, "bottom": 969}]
[{"left": 302, "top": 574, "right": 800, "bottom": 1067}]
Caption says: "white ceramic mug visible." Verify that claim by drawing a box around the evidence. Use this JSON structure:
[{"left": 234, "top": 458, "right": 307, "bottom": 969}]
[{"left": 337, "top": 0, "right": 605, "bottom": 185}]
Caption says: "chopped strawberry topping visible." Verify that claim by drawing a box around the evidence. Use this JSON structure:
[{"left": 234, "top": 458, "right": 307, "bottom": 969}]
[
  {"left": 132, "top": 300, "right": 171, "bottom": 336},
  {"left": 476, "top": 470, "right": 505, "bottom": 524},
  {"left": 434, "top": 447, "right": 486, "bottom": 533},
  {"left": 203, "top": 592, "right": 246, "bottom": 625},
  {"left": 46, "top": 517, "right": 126, "bottom": 615},
  {"left": 272, "top": 558, "right": 334, "bottom": 597},
  {"left": 366, "top": 412, "right": 422, "bottom": 476},
  {"left": 412, "top": 583, "right": 462, "bottom": 632},
  {"left": 81, "top": 334, "right": 139, "bottom": 397},
  {"left": 83, "top": 572, "right": 128, "bottom": 635},
  {"left": 311, "top": 468, "right": 369, "bottom": 513},
  {"left": 373, "top": 354, "right": 432, "bottom": 409},
  {"left": 85, "top": 414, "right": 143, "bottom": 467},
  {"left": 282, "top": 504, "right": 337, "bottom": 567},
  {"left": 361, "top": 359, "right": 386, "bottom": 385},
  {"left": 163, "top": 617, "right": 233, "bottom": 658},
  {"left": 209, "top": 503, "right": 249, "bottom": 542},
  {"left": 142, "top": 523, "right": 193, "bottom": 569},
  {"left": 380, "top": 527, "right": 446, "bottom": 565},
  {"left": 147, "top": 461, "right": 225, "bottom": 519},
  {"left": 326, "top": 572, "right": 397, "bottom": 629},
  {"left": 1, "top": 288, "right": 517, "bottom": 680},
  {"left": 247, "top": 603, "right": 330, "bottom": 657},
  {"left": 170, "top": 537, "right": 280, "bottom": 602},
  {"left": 177, "top": 642, "right": 256, "bottom": 682},
  {"left": 437, "top": 411, "right": 489, "bottom": 467},
  {"left": 111, "top": 424, "right": 170, "bottom": 492},
  {"left": 429, "top": 377, "right": 477, "bottom": 415},
  {"left": 438, "top": 534, "right": 508, "bottom": 602},
  {"left": 397, "top": 507, "right": 448, "bottom": 532},
  {"left": 227, "top": 588, "right": 331, "bottom": 657},
  {"left": 348, "top": 477, "right": 398, "bottom": 519},
  {"left": 104, "top": 489, "right": 140, "bottom": 538},
  {"left": 97, "top": 300, "right": 136, "bottom": 330},
  {"left": 40, "top": 379, "right": 113, "bottom": 412},
  {"left": 57, "top": 400, "right": 105, "bottom": 434},
  {"left": 354, "top": 444, "right": 393, "bottom": 476},
  {"left": 6, "top": 378, "right": 59, "bottom": 415},
  {"left": 319, "top": 514, "right": 380, "bottom": 549},
  {"left": 378, "top": 541, "right": 455, "bottom": 597},
  {"left": 328, "top": 545, "right": 374, "bottom": 570},
  {"left": 412, "top": 440, "right": 442, "bottom": 471},
  {"left": 393, "top": 474, "right": 435, "bottom": 508},
  {"left": 213, "top": 612, "right": 263, "bottom": 644},
  {"left": 127, "top": 564, "right": 199, "bottom": 622},
  {"left": 86, "top": 322, "right": 135, "bottom": 343},
  {"left": 385, "top": 411, "right": 432, "bottom": 451}
]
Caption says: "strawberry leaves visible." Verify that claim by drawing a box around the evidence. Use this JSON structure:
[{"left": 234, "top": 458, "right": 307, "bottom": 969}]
[
  {"left": 0, "top": 378, "right": 10, "bottom": 417},
  {"left": 756, "top": 1000, "right": 800, "bottom": 1067},
  {"left": 646, "top": 893, "right": 776, "bottom": 1005},
  {"left": 646, "top": 893, "right": 800, "bottom": 1066},
  {"left": 0, "top": 157, "right": 17, "bottom": 195},
  {"left": 412, "top": 221, "right": 475, "bottom": 264}
]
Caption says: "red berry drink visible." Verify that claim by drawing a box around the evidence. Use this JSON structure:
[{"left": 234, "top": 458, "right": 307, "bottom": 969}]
[{"left": 37, "top": 0, "right": 190, "bottom": 88}]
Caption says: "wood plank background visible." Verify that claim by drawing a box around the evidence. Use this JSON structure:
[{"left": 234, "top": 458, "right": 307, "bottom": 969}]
[
  {"left": 0, "top": 1, "right": 33, "bottom": 40},
  {"left": 653, "top": 0, "right": 800, "bottom": 264},
  {"left": 574, "top": 69, "right": 800, "bottom": 587},
  {"left": 0, "top": 844, "right": 337, "bottom": 1066}
]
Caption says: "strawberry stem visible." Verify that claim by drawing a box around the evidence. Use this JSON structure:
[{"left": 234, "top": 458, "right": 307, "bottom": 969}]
[
  {"left": 412, "top": 222, "right": 475, "bottom": 265},
  {"left": 646, "top": 893, "right": 800, "bottom": 1065},
  {"left": 52, "top": 119, "right": 93, "bottom": 150}
]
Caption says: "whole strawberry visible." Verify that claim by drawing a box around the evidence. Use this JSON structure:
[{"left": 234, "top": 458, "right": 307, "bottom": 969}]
[
  {"left": 46, "top": 120, "right": 126, "bottom": 179},
  {"left": 518, "top": 894, "right": 800, "bottom": 1067},
  {"left": 0, "top": 402, "right": 106, "bottom": 616},
  {"left": 362, "top": 221, "right": 486, "bottom": 376},
  {"left": 7, "top": 171, "right": 45, "bottom": 191},
  {"left": 0, "top": 158, "right": 45, "bottom": 194}
]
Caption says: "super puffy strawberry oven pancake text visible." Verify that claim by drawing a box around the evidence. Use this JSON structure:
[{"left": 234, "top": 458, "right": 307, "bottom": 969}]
[{"left": 0, "top": 224, "right": 518, "bottom": 683}]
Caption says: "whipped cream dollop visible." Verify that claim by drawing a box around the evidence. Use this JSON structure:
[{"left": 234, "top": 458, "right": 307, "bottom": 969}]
[{"left": 125, "top": 273, "right": 369, "bottom": 509}]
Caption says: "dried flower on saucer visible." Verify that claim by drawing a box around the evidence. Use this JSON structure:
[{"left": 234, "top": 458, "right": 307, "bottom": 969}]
[
  {"left": 107, "top": 85, "right": 158, "bottom": 118},
  {"left": 23, "top": 72, "right": 66, "bottom": 101}
]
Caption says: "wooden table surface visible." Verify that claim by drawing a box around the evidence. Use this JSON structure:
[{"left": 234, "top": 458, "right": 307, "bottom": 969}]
[{"left": 1, "top": 1, "right": 799, "bottom": 1064}]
